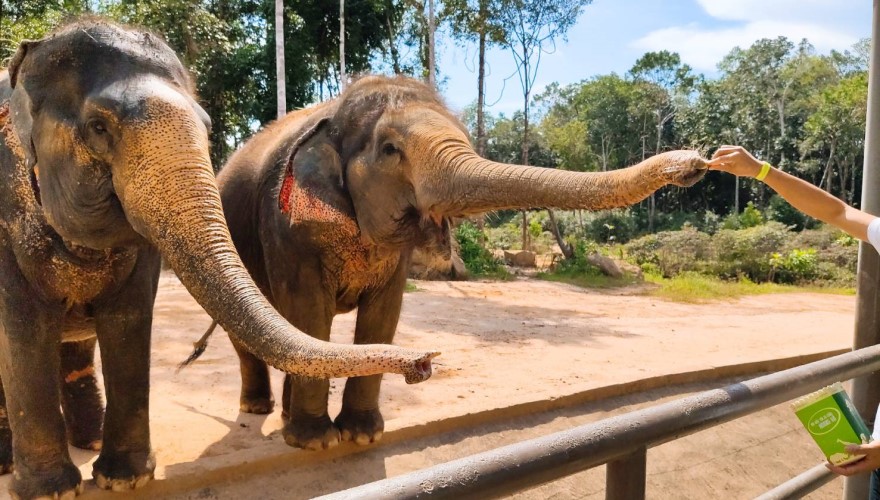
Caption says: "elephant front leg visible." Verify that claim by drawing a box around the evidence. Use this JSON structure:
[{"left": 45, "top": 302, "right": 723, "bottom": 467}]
[
  {"left": 0, "top": 263, "right": 81, "bottom": 498},
  {"left": 91, "top": 251, "right": 159, "bottom": 491},
  {"left": 273, "top": 289, "right": 337, "bottom": 451},
  {"left": 60, "top": 337, "right": 104, "bottom": 451},
  {"left": 336, "top": 259, "right": 408, "bottom": 446}
]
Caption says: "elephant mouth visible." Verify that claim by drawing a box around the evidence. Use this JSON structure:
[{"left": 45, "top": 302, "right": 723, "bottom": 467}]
[{"left": 388, "top": 206, "right": 450, "bottom": 253}]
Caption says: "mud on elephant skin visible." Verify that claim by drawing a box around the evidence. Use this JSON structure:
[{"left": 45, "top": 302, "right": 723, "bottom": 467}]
[
  {"left": 208, "top": 74, "right": 708, "bottom": 450},
  {"left": 0, "top": 21, "right": 436, "bottom": 499}
]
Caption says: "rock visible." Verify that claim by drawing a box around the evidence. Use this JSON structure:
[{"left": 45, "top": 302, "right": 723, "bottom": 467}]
[
  {"left": 503, "top": 250, "right": 537, "bottom": 268},
  {"left": 586, "top": 253, "right": 623, "bottom": 278},
  {"left": 586, "top": 252, "right": 643, "bottom": 280}
]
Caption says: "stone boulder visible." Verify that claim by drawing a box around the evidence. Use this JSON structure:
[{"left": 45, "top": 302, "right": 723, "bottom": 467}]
[{"left": 503, "top": 250, "right": 537, "bottom": 268}]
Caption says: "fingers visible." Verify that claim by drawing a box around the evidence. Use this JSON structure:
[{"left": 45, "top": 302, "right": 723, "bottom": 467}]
[
  {"left": 711, "top": 145, "right": 742, "bottom": 159},
  {"left": 826, "top": 456, "right": 872, "bottom": 476},
  {"left": 707, "top": 153, "right": 737, "bottom": 170}
]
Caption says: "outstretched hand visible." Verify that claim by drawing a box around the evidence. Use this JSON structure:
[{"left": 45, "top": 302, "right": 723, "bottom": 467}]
[
  {"left": 708, "top": 145, "right": 764, "bottom": 177},
  {"left": 826, "top": 441, "right": 880, "bottom": 477}
]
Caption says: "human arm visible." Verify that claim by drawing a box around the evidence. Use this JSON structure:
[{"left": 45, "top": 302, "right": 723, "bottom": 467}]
[{"left": 708, "top": 145, "right": 877, "bottom": 242}]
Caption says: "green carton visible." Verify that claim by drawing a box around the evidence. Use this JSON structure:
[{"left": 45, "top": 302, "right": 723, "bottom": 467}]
[{"left": 792, "top": 382, "right": 872, "bottom": 466}]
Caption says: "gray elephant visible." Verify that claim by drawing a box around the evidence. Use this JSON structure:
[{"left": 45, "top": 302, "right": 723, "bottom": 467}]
[
  {"left": 0, "top": 21, "right": 436, "bottom": 499},
  {"left": 208, "top": 75, "right": 707, "bottom": 450}
]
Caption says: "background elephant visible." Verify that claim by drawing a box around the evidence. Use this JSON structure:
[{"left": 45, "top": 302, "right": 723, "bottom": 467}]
[
  {"left": 0, "top": 21, "right": 435, "bottom": 499},
  {"left": 212, "top": 75, "right": 707, "bottom": 450}
]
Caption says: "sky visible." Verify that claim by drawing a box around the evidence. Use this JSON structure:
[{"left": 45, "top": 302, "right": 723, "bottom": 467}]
[{"left": 435, "top": 0, "right": 873, "bottom": 116}]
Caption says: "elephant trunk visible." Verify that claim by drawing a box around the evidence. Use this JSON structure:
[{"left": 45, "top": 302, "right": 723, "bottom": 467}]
[
  {"left": 114, "top": 95, "right": 437, "bottom": 383},
  {"left": 416, "top": 141, "right": 705, "bottom": 216}
]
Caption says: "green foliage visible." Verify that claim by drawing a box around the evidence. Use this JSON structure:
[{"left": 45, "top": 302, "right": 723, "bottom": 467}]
[
  {"left": 625, "top": 225, "right": 711, "bottom": 277},
  {"left": 769, "top": 248, "right": 818, "bottom": 284},
  {"left": 765, "top": 194, "right": 809, "bottom": 230},
  {"left": 454, "top": 221, "right": 509, "bottom": 278},
  {"left": 583, "top": 209, "right": 636, "bottom": 243},
  {"left": 538, "top": 239, "right": 636, "bottom": 289},
  {"left": 711, "top": 222, "right": 790, "bottom": 280}
]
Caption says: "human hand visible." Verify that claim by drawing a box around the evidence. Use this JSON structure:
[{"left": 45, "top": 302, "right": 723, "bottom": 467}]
[
  {"left": 825, "top": 441, "right": 880, "bottom": 476},
  {"left": 707, "top": 145, "right": 764, "bottom": 177}
]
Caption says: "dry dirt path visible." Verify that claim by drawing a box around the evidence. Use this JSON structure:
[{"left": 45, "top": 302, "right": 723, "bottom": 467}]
[{"left": 0, "top": 273, "right": 859, "bottom": 499}]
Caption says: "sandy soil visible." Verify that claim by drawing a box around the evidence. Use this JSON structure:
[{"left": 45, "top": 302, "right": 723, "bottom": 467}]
[{"left": 0, "top": 272, "right": 861, "bottom": 499}]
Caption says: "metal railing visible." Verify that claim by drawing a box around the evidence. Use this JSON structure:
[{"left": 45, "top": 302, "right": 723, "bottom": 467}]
[{"left": 317, "top": 345, "right": 880, "bottom": 499}]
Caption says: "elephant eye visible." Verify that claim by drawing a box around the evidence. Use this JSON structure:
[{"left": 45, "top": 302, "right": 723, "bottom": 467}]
[
  {"left": 90, "top": 120, "right": 107, "bottom": 135},
  {"left": 382, "top": 142, "right": 399, "bottom": 156}
]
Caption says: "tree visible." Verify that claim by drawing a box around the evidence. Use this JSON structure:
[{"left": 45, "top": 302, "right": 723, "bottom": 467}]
[
  {"left": 276, "top": 0, "right": 286, "bottom": 118},
  {"left": 628, "top": 50, "right": 695, "bottom": 231},
  {"left": 496, "top": 0, "right": 591, "bottom": 249},
  {"left": 443, "top": 0, "right": 506, "bottom": 155}
]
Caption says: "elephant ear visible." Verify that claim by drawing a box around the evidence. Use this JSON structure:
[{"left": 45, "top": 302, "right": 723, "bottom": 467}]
[
  {"left": 278, "top": 117, "right": 357, "bottom": 227},
  {"left": 8, "top": 40, "right": 37, "bottom": 89},
  {"left": 7, "top": 40, "right": 39, "bottom": 168}
]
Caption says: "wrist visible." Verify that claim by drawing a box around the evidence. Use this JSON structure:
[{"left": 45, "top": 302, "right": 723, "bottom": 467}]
[{"left": 755, "top": 161, "right": 772, "bottom": 181}]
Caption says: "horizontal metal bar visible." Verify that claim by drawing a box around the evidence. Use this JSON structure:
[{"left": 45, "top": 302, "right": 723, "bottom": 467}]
[
  {"left": 755, "top": 463, "right": 836, "bottom": 500},
  {"left": 317, "top": 345, "right": 880, "bottom": 500}
]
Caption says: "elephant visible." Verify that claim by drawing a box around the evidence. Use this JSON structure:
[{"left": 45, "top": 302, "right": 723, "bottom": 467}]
[
  {"left": 207, "top": 74, "right": 708, "bottom": 451},
  {"left": 0, "top": 21, "right": 436, "bottom": 499}
]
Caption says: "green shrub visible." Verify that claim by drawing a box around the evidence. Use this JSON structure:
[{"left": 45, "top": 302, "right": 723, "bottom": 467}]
[
  {"left": 766, "top": 194, "right": 808, "bottom": 230},
  {"left": 584, "top": 209, "right": 637, "bottom": 243},
  {"left": 624, "top": 226, "right": 711, "bottom": 277},
  {"left": 769, "top": 249, "right": 818, "bottom": 283},
  {"left": 711, "top": 222, "right": 790, "bottom": 280},
  {"left": 454, "top": 221, "right": 508, "bottom": 277}
]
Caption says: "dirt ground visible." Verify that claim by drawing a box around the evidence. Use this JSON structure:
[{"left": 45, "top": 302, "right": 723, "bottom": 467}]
[{"left": 0, "top": 272, "right": 862, "bottom": 499}]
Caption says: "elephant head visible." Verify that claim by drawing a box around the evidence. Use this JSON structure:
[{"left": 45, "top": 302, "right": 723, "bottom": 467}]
[
  {"left": 6, "top": 21, "right": 436, "bottom": 382},
  {"left": 286, "top": 76, "right": 707, "bottom": 251}
]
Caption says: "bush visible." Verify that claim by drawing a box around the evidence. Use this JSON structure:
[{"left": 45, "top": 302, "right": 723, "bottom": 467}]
[
  {"left": 454, "top": 221, "right": 508, "bottom": 277},
  {"left": 769, "top": 249, "right": 818, "bottom": 284},
  {"left": 711, "top": 222, "right": 790, "bottom": 280},
  {"left": 584, "top": 209, "right": 637, "bottom": 244},
  {"left": 624, "top": 226, "right": 711, "bottom": 277},
  {"left": 766, "top": 195, "right": 809, "bottom": 230}
]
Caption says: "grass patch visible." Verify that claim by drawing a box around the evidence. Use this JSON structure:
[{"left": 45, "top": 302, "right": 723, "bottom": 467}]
[
  {"left": 644, "top": 272, "right": 854, "bottom": 303},
  {"left": 404, "top": 280, "right": 420, "bottom": 292},
  {"left": 537, "top": 270, "right": 637, "bottom": 289}
]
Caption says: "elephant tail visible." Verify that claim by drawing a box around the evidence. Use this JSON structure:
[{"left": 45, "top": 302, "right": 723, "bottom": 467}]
[{"left": 177, "top": 320, "right": 219, "bottom": 372}]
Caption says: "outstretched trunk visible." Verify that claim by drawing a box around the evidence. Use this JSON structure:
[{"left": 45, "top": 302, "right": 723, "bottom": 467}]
[
  {"left": 417, "top": 144, "right": 704, "bottom": 217},
  {"left": 114, "top": 94, "right": 436, "bottom": 383}
]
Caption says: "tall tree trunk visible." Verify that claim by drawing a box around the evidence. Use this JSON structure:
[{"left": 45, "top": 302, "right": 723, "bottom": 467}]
[
  {"left": 547, "top": 209, "right": 573, "bottom": 260},
  {"left": 476, "top": 28, "right": 487, "bottom": 156},
  {"left": 776, "top": 99, "right": 786, "bottom": 169},
  {"left": 339, "top": 0, "right": 346, "bottom": 89},
  {"left": 275, "top": 0, "right": 286, "bottom": 119},
  {"left": 384, "top": 0, "right": 401, "bottom": 73},
  {"left": 520, "top": 87, "right": 531, "bottom": 251},
  {"left": 427, "top": 0, "right": 435, "bottom": 86}
]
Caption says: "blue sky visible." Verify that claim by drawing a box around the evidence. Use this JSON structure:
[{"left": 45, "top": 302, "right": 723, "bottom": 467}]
[{"left": 434, "top": 0, "right": 872, "bottom": 116}]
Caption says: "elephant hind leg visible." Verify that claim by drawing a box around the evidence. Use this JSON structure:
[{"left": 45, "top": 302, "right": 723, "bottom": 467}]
[
  {"left": 231, "top": 339, "right": 275, "bottom": 414},
  {"left": 60, "top": 337, "right": 104, "bottom": 451}
]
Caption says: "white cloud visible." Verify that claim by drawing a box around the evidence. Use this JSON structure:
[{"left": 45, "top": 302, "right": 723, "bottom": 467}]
[
  {"left": 696, "top": 0, "right": 859, "bottom": 22},
  {"left": 632, "top": 1, "right": 864, "bottom": 73}
]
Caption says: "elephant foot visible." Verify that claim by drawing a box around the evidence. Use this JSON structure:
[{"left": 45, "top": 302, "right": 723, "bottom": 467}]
[
  {"left": 336, "top": 408, "right": 384, "bottom": 446},
  {"left": 239, "top": 395, "right": 274, "bottom": 415},
  {"left": 9, "top": 462, "right": 82, "bottom": 500},
  {"left": 282, "top": 413, "right": 339, "bottom": 451},
  {"left": 92, "top": 450, "right": 155, "bottom": 492}
]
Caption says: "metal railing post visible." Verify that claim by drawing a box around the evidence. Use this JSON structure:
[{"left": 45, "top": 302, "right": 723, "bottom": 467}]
[
  {"left": 606, "top": 447, "right": 646, "bottom": 500},
  {"left": 846, "top": 1, "right": 880, "bottom": 499}
]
